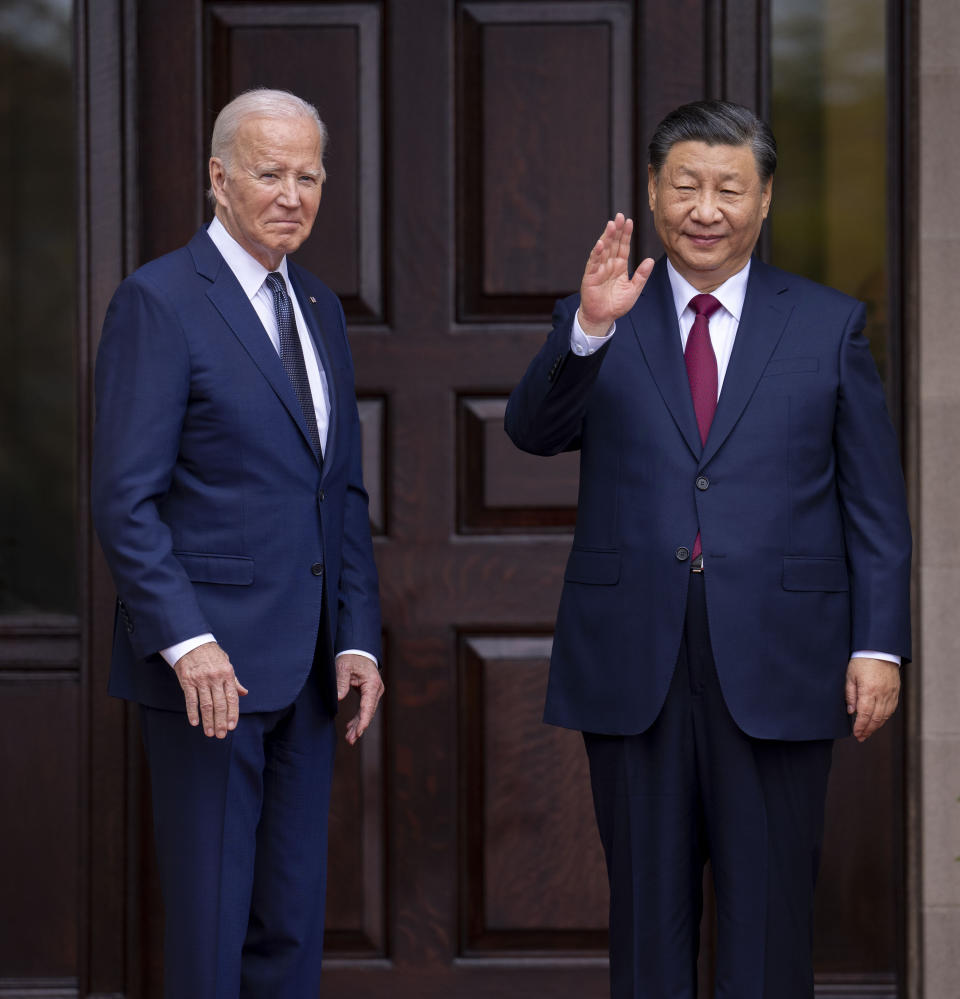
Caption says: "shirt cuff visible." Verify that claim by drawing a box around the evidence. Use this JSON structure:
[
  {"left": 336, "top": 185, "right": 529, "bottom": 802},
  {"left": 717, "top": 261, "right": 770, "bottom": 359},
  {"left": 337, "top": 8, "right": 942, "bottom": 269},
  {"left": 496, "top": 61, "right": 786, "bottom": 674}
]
[
  {"left": 570, "top": 312, "right": 616, "bottom": 355},
  {"left": 337, "top": 648, "right": 379, "bottom": 669},
  {"left": 160, "top": 633, "right": 217, "bottom": 667},
  {"left": 851, "top": 650, "right": 901, "bottom": 667}
]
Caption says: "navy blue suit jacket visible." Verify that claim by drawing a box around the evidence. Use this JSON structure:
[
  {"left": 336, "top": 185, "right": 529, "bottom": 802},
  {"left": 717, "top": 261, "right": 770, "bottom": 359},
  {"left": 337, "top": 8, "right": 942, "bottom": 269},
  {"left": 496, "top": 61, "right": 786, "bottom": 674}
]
[
  {"left": 92, "top": 226, "right": 381, "bottom": 713},
  {"left": 505, "top": 257, "right": 911, "bottom": 740}
]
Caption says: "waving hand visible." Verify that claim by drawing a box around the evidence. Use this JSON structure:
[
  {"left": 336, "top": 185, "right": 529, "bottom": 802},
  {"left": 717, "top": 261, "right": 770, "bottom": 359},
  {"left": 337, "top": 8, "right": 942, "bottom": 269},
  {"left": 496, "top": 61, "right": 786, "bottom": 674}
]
[{"left": 578, "top": 213, "right": 655, "bottom": 337}]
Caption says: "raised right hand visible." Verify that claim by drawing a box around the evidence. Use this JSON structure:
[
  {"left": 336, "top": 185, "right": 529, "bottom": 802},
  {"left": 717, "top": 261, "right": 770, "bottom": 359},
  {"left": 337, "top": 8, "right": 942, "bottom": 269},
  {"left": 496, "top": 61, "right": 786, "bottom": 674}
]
[
  {"left": 172, "top": 642, "right": 248, "bottom": 738},
  {"left": 578, "top": 213, "right": 655, "bottom": 337}
]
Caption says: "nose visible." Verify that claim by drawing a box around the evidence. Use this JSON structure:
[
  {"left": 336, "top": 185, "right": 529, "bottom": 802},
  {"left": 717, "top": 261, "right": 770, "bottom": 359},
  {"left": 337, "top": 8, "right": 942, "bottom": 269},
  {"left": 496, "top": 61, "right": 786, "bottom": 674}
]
[
  {"left": 690, "top": 190, "right": 721, "bottom": 223},
  {"left": 277, "top": 175, "right": 300, "bottom": 206}
]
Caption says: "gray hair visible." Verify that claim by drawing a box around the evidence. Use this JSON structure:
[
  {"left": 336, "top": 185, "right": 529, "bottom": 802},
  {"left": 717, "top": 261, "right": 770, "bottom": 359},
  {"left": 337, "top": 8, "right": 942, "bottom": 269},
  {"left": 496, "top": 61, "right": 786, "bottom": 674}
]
[
  {"left": 208, "top": 88, "right": 328, "bottom": 204},
  {"left": 649, "top": 100, "right": 777, "bottom": 184}
]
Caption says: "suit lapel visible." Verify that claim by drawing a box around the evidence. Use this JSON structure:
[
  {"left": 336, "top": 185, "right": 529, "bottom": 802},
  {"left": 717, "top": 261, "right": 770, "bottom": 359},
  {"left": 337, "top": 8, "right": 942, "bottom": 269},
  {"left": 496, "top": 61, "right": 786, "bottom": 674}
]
[
  {"left": 626, "top": 259, "right": 703, "bottom": 460},
  {"left": 190, "top": 228, "right": 322, "bottom": 465},
  {"left": 700, "top": 260, "right": 793, "bottom": 468},
  {"left": 289, "top": 264, "right": 339, "bottom": 474}
]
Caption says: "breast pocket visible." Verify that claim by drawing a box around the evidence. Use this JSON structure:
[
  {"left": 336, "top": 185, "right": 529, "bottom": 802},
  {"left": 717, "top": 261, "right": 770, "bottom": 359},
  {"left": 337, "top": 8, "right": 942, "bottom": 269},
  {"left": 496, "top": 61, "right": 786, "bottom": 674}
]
[{"left": 763, "top": 357, "right": 819, "bottom": 378}]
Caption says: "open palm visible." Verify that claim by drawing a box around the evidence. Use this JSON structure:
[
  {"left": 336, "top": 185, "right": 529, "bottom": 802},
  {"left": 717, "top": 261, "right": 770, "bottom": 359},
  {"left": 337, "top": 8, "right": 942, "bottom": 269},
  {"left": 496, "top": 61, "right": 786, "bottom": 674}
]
[{"left": 579, "top": 213, "right": 655, "bottom": 336}]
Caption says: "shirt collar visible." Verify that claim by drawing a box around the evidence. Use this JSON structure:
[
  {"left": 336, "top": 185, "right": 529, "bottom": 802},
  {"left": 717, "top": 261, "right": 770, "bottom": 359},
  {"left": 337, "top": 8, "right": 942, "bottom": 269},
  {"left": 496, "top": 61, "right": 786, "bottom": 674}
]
[
  {"left": 207, "top": 216, "right": 290, "bottom": 299},
  {"left": 665, "top": 256, "right": 751, "bottom": 323}
]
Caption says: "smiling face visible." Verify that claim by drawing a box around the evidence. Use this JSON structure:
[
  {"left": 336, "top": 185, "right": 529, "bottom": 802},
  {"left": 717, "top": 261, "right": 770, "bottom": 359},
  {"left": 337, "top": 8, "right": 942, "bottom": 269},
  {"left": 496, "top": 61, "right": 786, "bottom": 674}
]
[
  {"left": 647, "top": 140, "right": 772, "bottom": 292},
  {"left": 209, "top": 114, "right": 324, "bottom": 271}
]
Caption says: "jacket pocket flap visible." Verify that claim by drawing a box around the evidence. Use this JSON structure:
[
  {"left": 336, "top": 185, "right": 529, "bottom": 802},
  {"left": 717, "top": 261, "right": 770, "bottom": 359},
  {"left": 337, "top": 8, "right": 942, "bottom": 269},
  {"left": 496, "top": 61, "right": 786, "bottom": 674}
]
[
  {"left": 763, "top": 356, "right": 819, "bottom": 377},
  {"left": 565, "top": 548, "right": 621, "bottom": 585},
  {"left": 782, "top": 556, "right": 848, "bottom": 592},
  {"left": 174, "top": 552, "right": 255, "bottom": 585}
]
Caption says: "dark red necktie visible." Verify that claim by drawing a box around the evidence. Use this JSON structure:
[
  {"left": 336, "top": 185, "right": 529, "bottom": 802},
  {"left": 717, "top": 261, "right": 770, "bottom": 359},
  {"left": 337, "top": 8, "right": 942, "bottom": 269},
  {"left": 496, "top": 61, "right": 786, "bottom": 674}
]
[{"left": 684, "top": 293, "right": 722, "bottom": 559}]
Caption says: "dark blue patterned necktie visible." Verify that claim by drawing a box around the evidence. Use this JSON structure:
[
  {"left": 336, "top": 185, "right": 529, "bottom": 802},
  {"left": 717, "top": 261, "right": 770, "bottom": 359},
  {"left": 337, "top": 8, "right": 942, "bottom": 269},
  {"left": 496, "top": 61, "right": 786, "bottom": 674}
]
[{"left": 265, "top": 272, "right": 323, "bottom": 462}]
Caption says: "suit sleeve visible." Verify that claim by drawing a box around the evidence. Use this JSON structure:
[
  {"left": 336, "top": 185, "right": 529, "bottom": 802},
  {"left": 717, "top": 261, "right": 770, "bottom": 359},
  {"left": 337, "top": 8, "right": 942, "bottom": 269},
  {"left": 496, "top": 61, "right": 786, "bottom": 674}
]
[
  {"left": 330, "top": 299, "right": 382, "bottom": 663},
  {"left": 504, "top": 295, "right": 612, "bottom": 456},
  {"left": 833, "top": 302, "right": 912, "bottom": 662},
  {"left": 91, "top": 275, "right": 211, "bottom": 658}
]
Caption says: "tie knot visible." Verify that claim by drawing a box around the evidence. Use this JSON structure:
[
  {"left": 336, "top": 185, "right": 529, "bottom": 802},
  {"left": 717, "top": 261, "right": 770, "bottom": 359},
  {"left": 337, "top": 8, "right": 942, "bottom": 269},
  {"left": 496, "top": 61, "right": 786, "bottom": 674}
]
[
  {"left": 265, "top": 271, "right": 286, "bottom": 295},
  {"left": 689, "top": 293, "right": 721, "bottom": 320}
]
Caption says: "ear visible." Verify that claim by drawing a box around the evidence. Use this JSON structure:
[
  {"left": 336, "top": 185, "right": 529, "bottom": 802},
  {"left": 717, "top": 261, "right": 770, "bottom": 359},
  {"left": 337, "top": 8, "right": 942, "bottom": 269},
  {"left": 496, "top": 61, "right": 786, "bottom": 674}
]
[
  {"left": 209, "top": 157, "right": 229, "bottom": 207},
  {"left": 647, "top": 164, "right": 658, "bottom": 212},
  {"left": 761, "top": 177, "right": 773, "bottom": 219}
]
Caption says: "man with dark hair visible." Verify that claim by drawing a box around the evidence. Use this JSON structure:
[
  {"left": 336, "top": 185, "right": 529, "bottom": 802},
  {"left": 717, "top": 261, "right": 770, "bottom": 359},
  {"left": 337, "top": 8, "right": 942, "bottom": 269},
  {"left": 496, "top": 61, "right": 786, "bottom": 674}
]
[
  {"left": 506, "top": 100, "right": 910, "bottom": 998},
  {"left": 92, "top": 89, "right": 383, "bottom": 996}
]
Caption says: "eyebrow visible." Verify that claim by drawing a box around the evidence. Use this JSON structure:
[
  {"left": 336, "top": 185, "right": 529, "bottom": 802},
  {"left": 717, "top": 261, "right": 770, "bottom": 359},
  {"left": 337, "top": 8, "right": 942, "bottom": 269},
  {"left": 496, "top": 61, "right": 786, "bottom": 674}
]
[{"left": 253, "top": 163, "right": 322, "bottom": 178}]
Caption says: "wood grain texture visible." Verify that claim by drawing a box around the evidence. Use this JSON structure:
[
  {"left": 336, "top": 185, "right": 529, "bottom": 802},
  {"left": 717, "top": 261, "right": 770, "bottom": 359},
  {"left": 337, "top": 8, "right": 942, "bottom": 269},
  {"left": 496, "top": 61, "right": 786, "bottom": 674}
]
[
  {"left": 458, "top": 2, "right": 633, "bottom": 320},
  {"left": 458, "top": 397, "right": 579, "bottom": 531},
  {"left": 460, "top": 635, "right": 608, "bottom": 951},
  {"left": 358, "top": 397, "right": 388, "bottom": 534},
  {"left": 0, "top": 680, "right": 80, "bottom": 978}
]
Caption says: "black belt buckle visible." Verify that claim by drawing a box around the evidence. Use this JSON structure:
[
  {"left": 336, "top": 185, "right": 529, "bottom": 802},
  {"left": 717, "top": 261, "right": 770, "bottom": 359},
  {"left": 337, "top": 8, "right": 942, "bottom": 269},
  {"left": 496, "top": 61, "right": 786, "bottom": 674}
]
[{"left": 690, "top": 553, "right": 704, "bottom": 573}]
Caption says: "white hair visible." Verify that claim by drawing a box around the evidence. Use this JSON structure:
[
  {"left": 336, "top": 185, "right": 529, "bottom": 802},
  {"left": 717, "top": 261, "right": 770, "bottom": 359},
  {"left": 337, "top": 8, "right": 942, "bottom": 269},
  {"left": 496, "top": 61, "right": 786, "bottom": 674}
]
[{"left": 208, "top": 88, "right": 328, "bottom": 203}]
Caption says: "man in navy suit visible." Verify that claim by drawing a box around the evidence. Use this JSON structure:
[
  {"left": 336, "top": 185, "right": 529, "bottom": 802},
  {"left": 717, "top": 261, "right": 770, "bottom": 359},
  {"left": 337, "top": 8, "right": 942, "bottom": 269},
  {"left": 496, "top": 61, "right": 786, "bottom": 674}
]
[
  {"left": 92, "top": 89, "right": 383, "bottom": 997},
  {"left": 506, "top": 101, "right": 911, "bottom": 998}
]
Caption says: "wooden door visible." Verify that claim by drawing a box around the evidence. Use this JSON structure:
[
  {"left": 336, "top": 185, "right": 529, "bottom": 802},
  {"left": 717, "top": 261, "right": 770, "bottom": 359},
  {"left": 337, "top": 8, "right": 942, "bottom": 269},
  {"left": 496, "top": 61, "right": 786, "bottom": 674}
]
[{"left": 68, "top": 2, "right": 903, "bottom": 997}]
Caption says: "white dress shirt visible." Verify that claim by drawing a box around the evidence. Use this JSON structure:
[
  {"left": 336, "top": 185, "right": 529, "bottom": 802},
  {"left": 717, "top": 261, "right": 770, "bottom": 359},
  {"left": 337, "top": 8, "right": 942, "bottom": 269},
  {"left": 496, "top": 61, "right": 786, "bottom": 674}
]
[
  {"left": 161, "top": 218, "right": 375, "bottom": 668},
  {"left": 569, "top": 258, "right": 898, "bottom": 667}
]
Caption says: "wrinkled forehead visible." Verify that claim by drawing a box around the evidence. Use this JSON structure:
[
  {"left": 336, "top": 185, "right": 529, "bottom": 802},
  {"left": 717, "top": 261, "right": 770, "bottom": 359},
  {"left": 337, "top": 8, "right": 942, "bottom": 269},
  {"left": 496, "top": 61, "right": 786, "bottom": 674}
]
[
  {"left": 656, "top": 140, "right": 762, "bottom": 182},
  {"left": 233, "top": 114, "right": 324, "bottom": 166}
]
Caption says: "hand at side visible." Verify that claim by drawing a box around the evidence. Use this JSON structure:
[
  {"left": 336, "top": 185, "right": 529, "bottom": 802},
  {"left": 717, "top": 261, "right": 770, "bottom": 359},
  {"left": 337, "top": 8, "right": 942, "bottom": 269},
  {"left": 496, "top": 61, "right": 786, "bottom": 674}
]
[
  {"left": 336, "top": 653, "right": 385, "bottom": 745},
  {"left": 172, "top": 641, "right": 248, "bottom": 739},
  {"left": 845, "top": 656, "right": 900, "bottom": 742}
]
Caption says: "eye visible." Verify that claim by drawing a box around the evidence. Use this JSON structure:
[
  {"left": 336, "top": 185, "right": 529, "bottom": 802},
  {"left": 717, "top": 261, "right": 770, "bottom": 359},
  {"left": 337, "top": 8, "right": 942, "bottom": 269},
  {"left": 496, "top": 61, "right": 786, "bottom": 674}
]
[
  {"left": 261, "top": 172, "right": 278, "bottom": 180},
  {"left": 299, "top": 176, "right": 317, "bottom": 185}
]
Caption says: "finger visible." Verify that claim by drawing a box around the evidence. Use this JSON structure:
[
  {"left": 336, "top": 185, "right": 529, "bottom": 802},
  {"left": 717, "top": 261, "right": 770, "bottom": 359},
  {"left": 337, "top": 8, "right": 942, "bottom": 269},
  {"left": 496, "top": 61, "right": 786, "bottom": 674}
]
[
  {"left": 235, "top": 678, "right": 249, "bottom": 696},
  {"left": 225, "top": 681, "right": 240, "bottom": 731},
  {"left": 183, "top": 684, "right": 200, "bottom": 727},
  {"left": 586, "top": 229, "right": 614, "bottom": 273},
  {"left": 211, "top": 681, "right": 230, "bottom": 739},
  {"left": 337, "top": 668, "right": 352, "bottom": 702},
  {"left": 853, "top": 693, "right": 877, "bottom": 741},
  {"left": 859, "top": 709, "right": 887, "bottom": 741},
  {"left": 345, "top": 714, "right": 361, "bottom": 746},
  {"left": 616, "top": 217, "right": 634, "bottom": 259},
  {"left": 353, "top": 677, "right": 384, "bottom": 740},
  {"left": 197, "top": 685, "right": 216, "bottom": 738},
  {"left": 631, "top": 256, "right": 656, "bottom": 288},
  {"left": 845, "top": 672, "right": 858, "bottom": 715}
]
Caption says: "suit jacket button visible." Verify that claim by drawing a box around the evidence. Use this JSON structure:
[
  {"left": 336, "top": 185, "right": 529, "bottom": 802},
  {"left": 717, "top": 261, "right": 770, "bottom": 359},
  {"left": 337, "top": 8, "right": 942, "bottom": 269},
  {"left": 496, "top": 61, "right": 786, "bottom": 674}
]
[
  {"left": 675, "top": 546, "right": 690, "bottom": 562},
  {"left": 317, "top": 489, "right": 325, "bottom": 502},
  {"left": 311, "top": 562, "right": 324, "bottom": 576},
  {"left": 696, "top": 475, "right": 710, "bottom": 491}
]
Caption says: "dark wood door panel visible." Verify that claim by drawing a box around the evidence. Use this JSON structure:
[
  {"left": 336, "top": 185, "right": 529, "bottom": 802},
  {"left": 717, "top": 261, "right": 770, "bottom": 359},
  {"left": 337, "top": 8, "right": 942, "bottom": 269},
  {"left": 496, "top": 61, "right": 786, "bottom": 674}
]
[
  {"left": 457, "top": 2, "right": 634, "bottom": 320},
  {"left": 70, "top": 1, "right": 904, "bottom": 996},
  {"left": 0, "top": 675, "right": 80, "bottom": 979}
]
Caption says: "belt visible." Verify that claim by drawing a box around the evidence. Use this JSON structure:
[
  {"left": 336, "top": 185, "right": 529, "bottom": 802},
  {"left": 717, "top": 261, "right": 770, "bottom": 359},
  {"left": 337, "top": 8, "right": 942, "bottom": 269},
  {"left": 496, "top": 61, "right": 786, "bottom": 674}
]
[{"left": 690, "top": 553, "right": 704, "bottom": 574}]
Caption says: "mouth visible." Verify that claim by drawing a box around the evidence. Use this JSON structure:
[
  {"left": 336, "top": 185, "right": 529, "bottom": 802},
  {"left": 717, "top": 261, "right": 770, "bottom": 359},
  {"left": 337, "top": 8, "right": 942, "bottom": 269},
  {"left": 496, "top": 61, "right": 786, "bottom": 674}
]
[{"left": 684, "top": 232, "right": 724, "bottom": 248}]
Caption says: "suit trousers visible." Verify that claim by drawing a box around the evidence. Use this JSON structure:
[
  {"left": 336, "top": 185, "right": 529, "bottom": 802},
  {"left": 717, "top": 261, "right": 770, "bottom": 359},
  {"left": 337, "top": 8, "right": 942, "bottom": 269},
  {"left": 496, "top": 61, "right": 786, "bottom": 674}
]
[
  {"left": 584, "top": 573, "right": 834, "bottom": 999},
  {"left": 140, "top": 656, "right": 337, "bottom": 999}
]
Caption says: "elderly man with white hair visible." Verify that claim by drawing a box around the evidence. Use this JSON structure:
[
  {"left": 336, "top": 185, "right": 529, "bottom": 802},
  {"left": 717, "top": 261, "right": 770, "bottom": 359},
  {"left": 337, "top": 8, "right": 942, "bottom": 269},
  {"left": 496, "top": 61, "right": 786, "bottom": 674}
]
[{"left": 92, "top": 88, "right": 383, "bottom": 996}]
